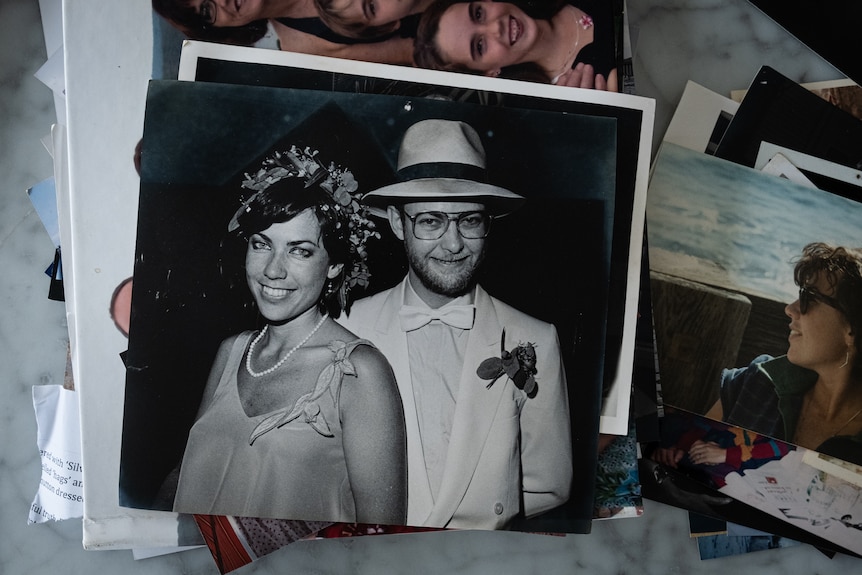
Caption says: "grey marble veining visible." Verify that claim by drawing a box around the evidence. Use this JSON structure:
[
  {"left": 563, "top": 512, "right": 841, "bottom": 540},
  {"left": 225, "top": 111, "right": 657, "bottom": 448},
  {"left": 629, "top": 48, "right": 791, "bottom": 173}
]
[
  {"left": 0, "top": 1, "right": 73, "bottom": 573},
  {"left": 627, "top": 0, "right": 843, "bottom": 157},
  {"left": 2, "top": 0, "right": 861, "bottom": 573}
]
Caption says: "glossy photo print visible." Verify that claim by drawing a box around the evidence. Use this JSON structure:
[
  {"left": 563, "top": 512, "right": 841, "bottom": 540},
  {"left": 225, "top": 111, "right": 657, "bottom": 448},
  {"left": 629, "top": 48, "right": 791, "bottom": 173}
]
[
  {"left": 151, "top": 0, "right": 629, "bottom": 92},
  {"left": 647, "top": 142, "right": 862, "bottom": 468},
  {"left": 120, "top": 78, "right": 625, "bottom": 534}
]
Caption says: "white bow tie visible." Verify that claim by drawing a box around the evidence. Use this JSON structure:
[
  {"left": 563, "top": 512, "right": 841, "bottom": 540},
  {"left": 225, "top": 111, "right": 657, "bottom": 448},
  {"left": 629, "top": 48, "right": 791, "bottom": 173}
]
[{"left": 398, "top": 304, "right": 476, "bottom": 332}]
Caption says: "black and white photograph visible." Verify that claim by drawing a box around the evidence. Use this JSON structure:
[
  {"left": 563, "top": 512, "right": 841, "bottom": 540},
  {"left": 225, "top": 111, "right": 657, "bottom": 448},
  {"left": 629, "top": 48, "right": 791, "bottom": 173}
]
[
  {"left": 118, "top": 76, "right": 642, "bottom": 533},
  {"left": 174, "top": 41, "right": 654, "bottom": 436}
]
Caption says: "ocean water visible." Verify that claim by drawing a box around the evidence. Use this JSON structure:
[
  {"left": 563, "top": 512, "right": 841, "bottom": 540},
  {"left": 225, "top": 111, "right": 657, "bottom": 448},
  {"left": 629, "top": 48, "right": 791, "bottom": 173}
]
[{"left": 646, "top": 143, "right": 862, "bottom": 303}]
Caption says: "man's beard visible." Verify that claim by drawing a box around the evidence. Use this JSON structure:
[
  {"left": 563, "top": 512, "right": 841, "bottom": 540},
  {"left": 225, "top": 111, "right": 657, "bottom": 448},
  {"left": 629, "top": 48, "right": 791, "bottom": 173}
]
[{"left": 407, "top": 249, "right": 484, "bottom": 298}]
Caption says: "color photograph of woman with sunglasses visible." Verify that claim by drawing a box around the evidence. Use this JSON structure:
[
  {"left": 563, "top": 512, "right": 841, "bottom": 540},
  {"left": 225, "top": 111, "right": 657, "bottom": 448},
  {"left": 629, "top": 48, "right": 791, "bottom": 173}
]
[
  {"left": 645, "top": 142, "right": 862, "bottom": 466},
  {"left": 704, "top": 242, "right": 862, "bottom": 464}
]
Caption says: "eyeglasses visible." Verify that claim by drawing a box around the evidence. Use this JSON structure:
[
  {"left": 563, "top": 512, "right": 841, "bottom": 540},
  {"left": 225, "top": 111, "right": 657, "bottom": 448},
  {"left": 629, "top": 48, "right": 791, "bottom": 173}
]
[
  {"left": 798, "top": 286, "right": 844, "bottom": 315},
  {"left": 403, "top": 211, "right": 492, "bottom": 240}
]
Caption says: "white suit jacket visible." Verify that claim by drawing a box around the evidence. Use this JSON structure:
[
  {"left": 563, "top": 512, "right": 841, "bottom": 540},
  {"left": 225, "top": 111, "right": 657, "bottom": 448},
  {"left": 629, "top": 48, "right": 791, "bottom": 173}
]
[{"left": 339, "top": 279, "right": 572, "bottom": 529}]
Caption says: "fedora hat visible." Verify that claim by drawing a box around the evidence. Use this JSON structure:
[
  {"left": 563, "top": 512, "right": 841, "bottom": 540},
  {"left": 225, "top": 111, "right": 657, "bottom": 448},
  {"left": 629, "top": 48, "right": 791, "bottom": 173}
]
[{"left": 362, "top": 119, "right": 524, "bottom": 217}]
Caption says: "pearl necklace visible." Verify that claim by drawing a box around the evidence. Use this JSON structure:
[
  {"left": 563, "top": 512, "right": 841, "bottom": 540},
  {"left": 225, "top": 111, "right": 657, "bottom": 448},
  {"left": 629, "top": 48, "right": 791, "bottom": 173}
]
[{"left": 245, "top": 313, "right": 328, "bottom": 378}]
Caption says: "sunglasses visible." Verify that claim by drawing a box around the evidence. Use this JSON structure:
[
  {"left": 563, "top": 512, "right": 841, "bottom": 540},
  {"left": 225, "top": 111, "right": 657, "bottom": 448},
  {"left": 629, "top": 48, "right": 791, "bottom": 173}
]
[{"left": 798, "top": 286, "right": 844, "bottom": 315}]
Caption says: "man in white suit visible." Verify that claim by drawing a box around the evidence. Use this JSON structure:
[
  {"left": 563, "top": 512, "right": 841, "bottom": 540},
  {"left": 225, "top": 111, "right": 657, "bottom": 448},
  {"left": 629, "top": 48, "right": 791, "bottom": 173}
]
[{"left": 340, "top": 118, "right": 572, "bottom": 529}]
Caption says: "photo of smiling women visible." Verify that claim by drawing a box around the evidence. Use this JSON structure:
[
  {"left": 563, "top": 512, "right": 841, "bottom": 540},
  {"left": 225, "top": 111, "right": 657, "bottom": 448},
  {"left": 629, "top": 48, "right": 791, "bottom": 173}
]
[
  {"left": 414, "top": 0, "right": 620, "bottom": 90},
  {"left": 152, "top": 0, "right": 427, "bottom": 65}
]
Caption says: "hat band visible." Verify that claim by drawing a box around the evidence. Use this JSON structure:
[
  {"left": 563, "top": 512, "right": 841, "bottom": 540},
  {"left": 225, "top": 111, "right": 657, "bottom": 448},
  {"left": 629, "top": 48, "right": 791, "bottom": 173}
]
[{"left": 395, "top": 162, "right": 487, "bottom": 184}]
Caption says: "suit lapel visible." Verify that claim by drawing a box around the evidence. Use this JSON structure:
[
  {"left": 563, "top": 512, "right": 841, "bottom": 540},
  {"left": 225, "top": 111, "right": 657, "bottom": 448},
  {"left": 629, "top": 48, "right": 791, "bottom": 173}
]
[{"left": 427, "top": 286, "right": 505, "bottom": 526}]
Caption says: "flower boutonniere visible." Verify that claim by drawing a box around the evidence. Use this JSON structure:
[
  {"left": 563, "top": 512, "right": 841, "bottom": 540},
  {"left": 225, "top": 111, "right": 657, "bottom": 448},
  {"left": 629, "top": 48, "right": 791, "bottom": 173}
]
[{"left": 477, "top": 328, "right": 538, "bottom": 396}]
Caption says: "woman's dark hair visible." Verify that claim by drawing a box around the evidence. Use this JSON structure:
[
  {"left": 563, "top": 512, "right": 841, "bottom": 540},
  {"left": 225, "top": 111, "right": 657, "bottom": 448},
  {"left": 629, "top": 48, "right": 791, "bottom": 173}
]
[
  {"left": 231, "top": 179, "right": 356, "bottom": 319},
  {"left": 414, "top": 0, "right": 566, "bottom": 80},
  {"left": 314, "top": 0, "right": 403, "bottom": 39},
  {"left": 793, "top": 242, "right": 862, "bottom": 371},
  {"left": 152, "top": 0, "right": 269, "bottom": 45}
]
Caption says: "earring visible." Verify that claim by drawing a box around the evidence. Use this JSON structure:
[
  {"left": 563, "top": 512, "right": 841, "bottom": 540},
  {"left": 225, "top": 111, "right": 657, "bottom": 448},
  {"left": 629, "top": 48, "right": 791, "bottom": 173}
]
[
  {"left": 324, "top": 280, "right": 335, "bottom": 296},
  {"left": 840, "top": 350, "right": 850, "bottom": 369}
]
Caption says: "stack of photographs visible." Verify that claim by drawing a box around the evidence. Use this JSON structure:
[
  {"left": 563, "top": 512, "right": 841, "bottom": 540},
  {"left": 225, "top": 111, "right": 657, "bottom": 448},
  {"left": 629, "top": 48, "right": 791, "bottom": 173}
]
[
  {"left": 62, "top": 0, "right": 862, "bottom": 569},
  {"left": 118, "top": 47, "right": 653, "bottom": 570},
  {"left": 65, "top": 0, "right": 862, "bottom": 569},
  {"left": 64, "top": 1, "right": 656, "bottom": 572},
  {"left": 640, "top": 67, "right": 862, "bottom": 561}
]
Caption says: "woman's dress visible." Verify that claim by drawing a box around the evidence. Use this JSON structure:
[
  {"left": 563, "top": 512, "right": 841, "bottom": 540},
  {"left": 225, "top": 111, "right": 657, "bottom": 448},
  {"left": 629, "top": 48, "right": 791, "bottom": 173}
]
[
  {"left": 174, "top": 332, "right": 373, "bottom": 521},
  {"left": 553, "top": 0, "right": 620, "bottom": 83}
]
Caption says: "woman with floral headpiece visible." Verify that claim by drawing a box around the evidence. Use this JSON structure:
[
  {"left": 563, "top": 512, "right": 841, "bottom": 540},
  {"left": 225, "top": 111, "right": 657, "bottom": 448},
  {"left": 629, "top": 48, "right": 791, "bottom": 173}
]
[{"left": 171, "top": 146, "right": 407, "bottom": 523}]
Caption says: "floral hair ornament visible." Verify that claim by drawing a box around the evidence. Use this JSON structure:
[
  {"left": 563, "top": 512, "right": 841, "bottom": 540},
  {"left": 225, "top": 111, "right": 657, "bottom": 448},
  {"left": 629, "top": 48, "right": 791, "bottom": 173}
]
[
  {"left": 228, "top": 145, "right": 380, "bottom": 294},
  {"left": 477, "top": 328, "right": 538, "bottom": 397}
]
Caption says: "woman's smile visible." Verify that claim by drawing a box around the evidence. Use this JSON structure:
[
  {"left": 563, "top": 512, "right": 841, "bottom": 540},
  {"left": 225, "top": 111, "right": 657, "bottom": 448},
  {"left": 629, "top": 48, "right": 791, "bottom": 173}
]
[
  {"left": 204, "top": 0, "right": 266, "bottom": 27},
  {"left": 260, "top": 285, "right": 292, "bottom": 299},
  {"left": 245, "top": 210, "right": 337, "bottom": 323},
  {"left": 788, "top": 323, "right": 801, "bottom": 340},
  {"left": 232, "top": 0, "right": 254, "bottom": 20},
  {"left": 507, "top": 15, "right": 522, "bottom": 45},
  {"left": 435, "top": 2, "right": 537, "bottom": 73}
]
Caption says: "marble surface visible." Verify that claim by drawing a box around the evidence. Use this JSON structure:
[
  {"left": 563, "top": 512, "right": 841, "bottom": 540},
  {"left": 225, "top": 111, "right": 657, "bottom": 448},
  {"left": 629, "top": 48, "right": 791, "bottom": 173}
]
[{"left": 1, "top": 0, "right": 859, "bottom": 573}]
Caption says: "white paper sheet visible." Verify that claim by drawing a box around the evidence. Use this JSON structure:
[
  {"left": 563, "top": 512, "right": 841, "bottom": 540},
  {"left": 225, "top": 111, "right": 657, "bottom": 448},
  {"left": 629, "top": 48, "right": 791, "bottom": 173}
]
[
  {"left": 37, "top": 0, "right": 65, "bottom": 126},
  {"left": 62, "top": 0, "right": 208, "bottom": 550},
  {"left": 721, "top": 450, "right": 862, "bottom": 555},
  {"left": 758, "top": 152, "right": 817, "bottom": 188},
  {"left": 28, "top": 385, "right": 83, "bottom": 523},
  {"left": 662, "top": 80, "right": 739, "bottom": 153},
  {"left": 754, "top": 143, "right": 862, "bottom": 189},
  {"left": 26, "top": 177, "right": 61, "bottom": 248}
]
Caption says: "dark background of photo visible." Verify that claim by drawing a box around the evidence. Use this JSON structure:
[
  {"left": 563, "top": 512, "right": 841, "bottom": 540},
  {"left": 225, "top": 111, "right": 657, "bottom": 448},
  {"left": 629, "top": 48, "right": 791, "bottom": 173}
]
[{"left": 120, "top": 80, "right": 620, "bottom": 533}]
